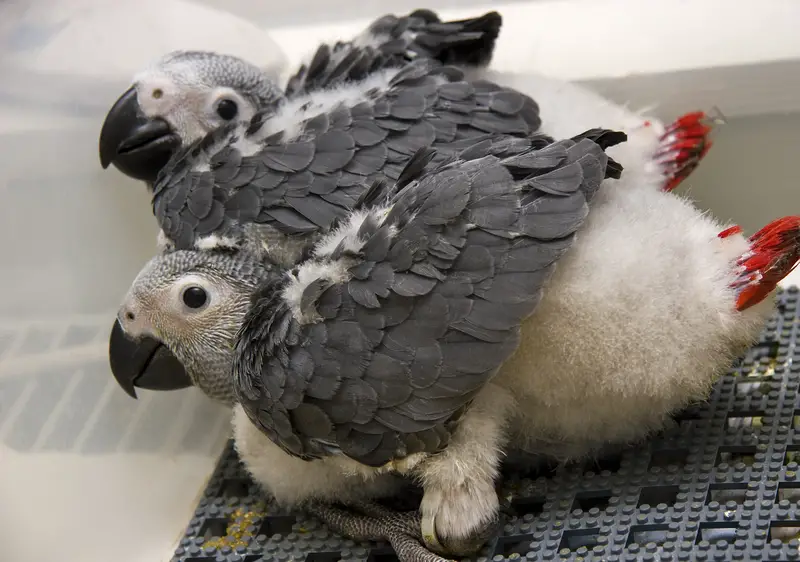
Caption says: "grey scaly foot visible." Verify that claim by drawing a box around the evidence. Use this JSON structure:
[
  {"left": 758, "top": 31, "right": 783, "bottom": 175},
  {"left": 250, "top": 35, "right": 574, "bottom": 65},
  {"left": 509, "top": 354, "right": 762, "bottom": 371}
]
[{"left": 304, "top": 500, "right": 455, "bottom": 562}]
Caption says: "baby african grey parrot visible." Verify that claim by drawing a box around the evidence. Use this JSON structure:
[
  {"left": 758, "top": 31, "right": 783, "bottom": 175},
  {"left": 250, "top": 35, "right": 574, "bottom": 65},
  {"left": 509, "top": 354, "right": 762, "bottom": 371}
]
[
  {"left": 98, "top": 8, "right": 503, "bottom": 186},
  {"left": 115, "top": 131, "right": 628, "bottom": 560}
]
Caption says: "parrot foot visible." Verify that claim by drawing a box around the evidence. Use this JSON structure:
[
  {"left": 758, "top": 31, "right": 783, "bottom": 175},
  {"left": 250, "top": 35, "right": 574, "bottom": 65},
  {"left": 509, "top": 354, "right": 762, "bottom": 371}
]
[
  {"left": 729, "top": 216, "right": 800, "bottom": 311},
  {"left": 419, "top": 477, "right": 501, "bottom": 558},
  {"left": 654, "top": 109, "right": 723, "bottom": 192},
  {"left": 304, "top": 499, "right": 455, "bottom": 562}
]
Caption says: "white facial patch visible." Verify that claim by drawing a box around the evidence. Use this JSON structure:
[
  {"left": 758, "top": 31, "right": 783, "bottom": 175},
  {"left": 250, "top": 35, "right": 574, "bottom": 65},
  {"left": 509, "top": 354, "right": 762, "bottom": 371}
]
[
  {"left": 207, "top": 86, "right": 255, "bottom": 124},
  {"left": 169, "top": 273, "right": 217, "bottom": 313},
  {"left": 133, "top": 72, "right": 181, "bottom": 119}
]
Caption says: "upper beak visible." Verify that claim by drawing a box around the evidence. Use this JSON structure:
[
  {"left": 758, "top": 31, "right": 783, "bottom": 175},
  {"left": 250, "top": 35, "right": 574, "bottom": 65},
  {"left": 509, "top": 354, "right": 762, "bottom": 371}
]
[
  {"left": 108, "top": 318, "right": 193, "bottom": 398},
  {"left": 98, "top": 86, "right": 181, "bottom": 183}
]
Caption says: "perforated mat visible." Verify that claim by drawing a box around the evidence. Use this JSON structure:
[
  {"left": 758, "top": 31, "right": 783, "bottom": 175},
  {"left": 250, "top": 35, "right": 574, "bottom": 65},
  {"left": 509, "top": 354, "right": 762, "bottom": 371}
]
[{"left": 171, "top": 286, "right": 800, "bottom": 562}]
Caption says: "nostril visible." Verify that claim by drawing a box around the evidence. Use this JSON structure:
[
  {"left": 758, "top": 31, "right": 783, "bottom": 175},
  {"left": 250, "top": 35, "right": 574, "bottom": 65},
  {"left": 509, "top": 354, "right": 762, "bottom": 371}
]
[{"left": 125, "top": 310, "right": 135, "bottom": 322}]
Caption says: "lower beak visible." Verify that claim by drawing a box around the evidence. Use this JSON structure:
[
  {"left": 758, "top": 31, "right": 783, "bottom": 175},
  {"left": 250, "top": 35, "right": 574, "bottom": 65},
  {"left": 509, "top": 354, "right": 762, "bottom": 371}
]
[
  {"left": 108, "top": 318, "right": 192, "bottom": 398},
  {"left": 98, "top": 86, "right": 181, "bottom": 183}
]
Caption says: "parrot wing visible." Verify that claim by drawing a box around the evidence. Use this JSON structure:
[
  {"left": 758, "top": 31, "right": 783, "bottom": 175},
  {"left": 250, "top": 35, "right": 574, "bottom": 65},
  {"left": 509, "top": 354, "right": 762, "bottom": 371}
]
[
  {"left": 231, "top": 132, "right": 625, "bottom": 468},
  {"left": 283, "top": 10, "right": 502, "bottom": 99},
  {"left": 152, "top": 58, "right": 543, "bottom": 249}
]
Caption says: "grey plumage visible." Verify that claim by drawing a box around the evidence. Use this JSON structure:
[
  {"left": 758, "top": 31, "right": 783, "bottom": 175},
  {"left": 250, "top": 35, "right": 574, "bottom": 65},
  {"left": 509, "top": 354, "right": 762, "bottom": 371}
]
[
  {"left": 154, "top": 50, "right": 285, "bottom": 109},
  {"left": 231, "top": 134, "right": 624, "bottom": 468},
  {"left": 152, "top": 58, "right": 550, "bottom": 254},
  {"left": 284, "top": 10, "right": 503, "bottom": 98}
]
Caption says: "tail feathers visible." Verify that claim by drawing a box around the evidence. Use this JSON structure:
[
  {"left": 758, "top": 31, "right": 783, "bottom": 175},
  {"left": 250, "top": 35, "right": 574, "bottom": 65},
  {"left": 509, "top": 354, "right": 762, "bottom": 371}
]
[{"left": 732, "top": 216, "right": 800, "bottom": 311}]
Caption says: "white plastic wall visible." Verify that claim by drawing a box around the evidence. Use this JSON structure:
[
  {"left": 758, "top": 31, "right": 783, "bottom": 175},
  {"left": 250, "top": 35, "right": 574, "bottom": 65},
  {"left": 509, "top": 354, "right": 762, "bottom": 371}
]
[
  {"left": 0, "top": 2, "right": 286, "bottom": 561},
  {"left": 0, "top": 1, "right": 798, "bottom": 562}
]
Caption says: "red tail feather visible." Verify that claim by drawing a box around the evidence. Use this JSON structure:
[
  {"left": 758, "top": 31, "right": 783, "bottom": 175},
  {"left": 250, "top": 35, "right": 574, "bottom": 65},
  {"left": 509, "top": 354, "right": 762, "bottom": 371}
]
[
  {"left": 732, "top": 216, "right": 800, "bottom": 311},
  {"left": 656, "top": 110, "right": 723, "bottom": 192}
]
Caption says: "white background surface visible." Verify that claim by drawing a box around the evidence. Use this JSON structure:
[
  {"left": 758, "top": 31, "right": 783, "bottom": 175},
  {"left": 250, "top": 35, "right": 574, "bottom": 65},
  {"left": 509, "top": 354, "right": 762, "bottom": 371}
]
[{"left": 0, "top": 1, "right": 798, "bottom": 561}]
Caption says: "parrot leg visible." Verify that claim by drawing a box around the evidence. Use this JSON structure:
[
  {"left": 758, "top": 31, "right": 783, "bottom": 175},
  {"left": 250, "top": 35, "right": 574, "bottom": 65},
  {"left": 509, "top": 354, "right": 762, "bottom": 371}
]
[
  {"left": 654, "top": 110, "right": 721, "bottom": 192},
  {"left": 724, "top": 216, "right": 800, "bottom": 311},
  {"left": 304, "top": 500, "right": 453, "bottom": 562},
  {"left": 416, "top": 385, "right": 510, "bottom": 558}
]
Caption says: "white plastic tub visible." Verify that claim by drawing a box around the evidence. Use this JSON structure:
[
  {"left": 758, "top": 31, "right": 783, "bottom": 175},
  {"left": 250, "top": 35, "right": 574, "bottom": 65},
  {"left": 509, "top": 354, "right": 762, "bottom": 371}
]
[{"left": 0, "top": 2, "right": 284, "bottom": 561}]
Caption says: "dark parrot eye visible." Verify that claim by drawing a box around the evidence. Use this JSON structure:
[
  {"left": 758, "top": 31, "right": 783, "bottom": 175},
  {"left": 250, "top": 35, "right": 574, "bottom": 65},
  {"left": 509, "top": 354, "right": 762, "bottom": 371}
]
[
  {"left": 216, "top": 99, "right": 239, "bottom": 120},
  {"left": 182, "top": 286, "right": 208, "bottom": 309}
]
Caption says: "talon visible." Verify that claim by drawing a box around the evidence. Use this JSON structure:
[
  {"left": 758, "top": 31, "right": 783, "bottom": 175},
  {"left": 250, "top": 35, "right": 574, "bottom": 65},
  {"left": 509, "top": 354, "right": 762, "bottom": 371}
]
[
  {"left": 420, "top": 507, "right": 499, "bottom": 558},
  {"left": 731, "top": 216, "right": 800, "bottom": 311},
  {"left": 655, "top": 109, "right": 722, "bottom": 192},
  {"left": 420, "top": 511, "right": 446, "bottom": 554}
]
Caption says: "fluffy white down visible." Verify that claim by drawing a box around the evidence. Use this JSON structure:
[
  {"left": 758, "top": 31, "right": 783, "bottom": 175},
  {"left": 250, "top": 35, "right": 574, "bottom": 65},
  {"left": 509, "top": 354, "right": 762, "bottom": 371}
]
[
  {"left": 233, "top": 71, "right": 775, "bottom": 539},
  {"left": 499, "top": 168, "right": 771, "bottom": 460}
]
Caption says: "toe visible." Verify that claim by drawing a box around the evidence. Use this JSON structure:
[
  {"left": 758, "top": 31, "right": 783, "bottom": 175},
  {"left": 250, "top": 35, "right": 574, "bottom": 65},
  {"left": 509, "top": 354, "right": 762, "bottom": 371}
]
[
  {"left": 420, "top": 482, "right": 500, "bottom": 557},
  {"left": 420, "top": 509, "right": 447, "bottom": 554},
  {"left": 388, "top": 528, "right": 454, "bottom": 562},
  {"left": 305, "top": 501, "right": 389, "bottom": 543},
  {"left": 437, "top": 512, "right": 500, "bottom": 557}
]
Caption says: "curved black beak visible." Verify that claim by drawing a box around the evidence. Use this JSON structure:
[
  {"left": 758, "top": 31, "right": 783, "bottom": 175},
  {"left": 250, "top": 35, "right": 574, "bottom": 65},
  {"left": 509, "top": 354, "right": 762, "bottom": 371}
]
[
  {"left": 98, "top": 86, "right": 181, "bottom": 183},
  {"left": 108, "top": 318, "right": 193, "bottom": 398}
]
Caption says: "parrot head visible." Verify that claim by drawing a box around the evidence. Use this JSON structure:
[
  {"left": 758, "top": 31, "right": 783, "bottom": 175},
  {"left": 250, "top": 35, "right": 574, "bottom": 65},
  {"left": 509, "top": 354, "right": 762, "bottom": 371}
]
[
  {"left": 109, "top": 249, "right": 273, "bottom": 404},
  {"left": 99, "top": 50, "right": 284, "bottom": 184}
]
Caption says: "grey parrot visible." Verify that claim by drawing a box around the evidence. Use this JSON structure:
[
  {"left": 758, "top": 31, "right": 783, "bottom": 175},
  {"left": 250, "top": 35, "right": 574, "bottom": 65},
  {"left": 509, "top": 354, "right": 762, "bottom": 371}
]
[
  {"left": 98, "top": 9, "right": 503, "bottom": 185},
  {"left": 115, "top": 131, "right": 628, "bottom": 560}
]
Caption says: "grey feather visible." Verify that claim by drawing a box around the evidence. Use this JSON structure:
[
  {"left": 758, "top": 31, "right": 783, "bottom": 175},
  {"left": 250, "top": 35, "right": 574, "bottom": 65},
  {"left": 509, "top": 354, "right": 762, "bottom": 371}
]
[
  {"left": 260, "top": 142, "right": 316, "bottom": 173},
  {"left": 284, "top": 9, "right": 501, "bottom": 99},
  {"left": 290, "top": 403, "right": 334, "bottom": 438},
  {"left": 153, "top": 55, "right": 555, "bottom": 249},
  {"left": 309, "top": 130, "right": 356, "bottom": 173},
  {"left": 229, "top": 123, "right": 628, "bottom": 466}
]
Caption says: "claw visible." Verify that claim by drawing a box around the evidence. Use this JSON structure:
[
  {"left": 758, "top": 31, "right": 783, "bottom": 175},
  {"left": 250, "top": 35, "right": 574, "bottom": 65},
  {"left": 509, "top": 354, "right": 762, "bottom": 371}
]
[
  {"left": 730, "top": 216, "right": 800, "bottom": 311},
  {"left": 655, "top": 109, "right": 725, "bottom": 192},
  {"left": 420, "top": 511, "right": 446, "bottom": 554},
  {"left": 304, "top": 500, "right": 454, "bottom": 562}
]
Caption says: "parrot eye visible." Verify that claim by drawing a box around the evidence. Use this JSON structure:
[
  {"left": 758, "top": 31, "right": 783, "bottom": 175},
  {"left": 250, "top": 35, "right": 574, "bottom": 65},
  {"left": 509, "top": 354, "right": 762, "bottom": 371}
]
[
  {"left": 216, "top": 99, "right": 238, "bottom": 120},
  {"left": 181, "top": 286, "right": 208, "bottom": 310},
  {"left": 152, "top": 88, "right": 163, "bottom": 99}
]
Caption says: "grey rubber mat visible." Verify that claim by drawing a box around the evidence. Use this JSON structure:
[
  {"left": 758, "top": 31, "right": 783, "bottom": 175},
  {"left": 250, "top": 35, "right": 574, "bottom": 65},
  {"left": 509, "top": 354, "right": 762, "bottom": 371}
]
[{"left": 171, "top": 286, "right": 800, "bottom": 562}]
